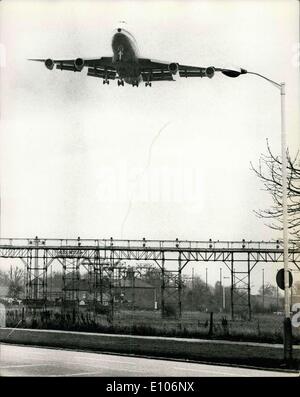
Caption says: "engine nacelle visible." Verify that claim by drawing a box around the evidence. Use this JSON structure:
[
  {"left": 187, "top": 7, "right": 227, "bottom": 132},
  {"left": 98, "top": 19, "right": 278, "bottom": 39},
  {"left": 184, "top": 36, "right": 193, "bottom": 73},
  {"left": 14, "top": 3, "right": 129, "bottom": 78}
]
[
  {"left": 74, "top": 57, "right": 85, "bottom": 71},
  {"left": 168, "top": 62, "right": 179, "bottom": 75},
  {"left": 205, "top": 66, "right": 215, "bottom": 79},
  {"left": 45, "top": 58, "right": 54, "bottom": 70}
]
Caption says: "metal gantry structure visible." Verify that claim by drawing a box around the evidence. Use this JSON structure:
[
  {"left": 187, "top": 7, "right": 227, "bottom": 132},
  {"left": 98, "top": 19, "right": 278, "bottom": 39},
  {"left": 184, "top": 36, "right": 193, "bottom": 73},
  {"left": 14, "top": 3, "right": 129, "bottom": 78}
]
[{"left": 1, "top": 237, "right": 300, "bottom": 320}]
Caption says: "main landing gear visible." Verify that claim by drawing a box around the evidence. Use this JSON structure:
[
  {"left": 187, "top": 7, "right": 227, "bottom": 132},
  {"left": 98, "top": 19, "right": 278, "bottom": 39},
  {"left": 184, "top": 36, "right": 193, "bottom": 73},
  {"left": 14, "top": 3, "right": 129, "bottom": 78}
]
[
  {"left": 103, "top": 79, "right": 109, "bottom": 85},
  {"left": 117, "top": 79, "right": 124, "bottom": 86},
  {"left": 132, "top": 82, "right": 139, "bottom": 87}
]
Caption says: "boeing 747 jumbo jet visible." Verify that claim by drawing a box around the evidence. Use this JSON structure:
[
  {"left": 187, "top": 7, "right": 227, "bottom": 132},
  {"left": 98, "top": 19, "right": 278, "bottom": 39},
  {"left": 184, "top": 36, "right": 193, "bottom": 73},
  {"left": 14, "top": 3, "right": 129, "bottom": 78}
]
[{"left": 29, "top": 27, "right": 219, "bottom": 87}]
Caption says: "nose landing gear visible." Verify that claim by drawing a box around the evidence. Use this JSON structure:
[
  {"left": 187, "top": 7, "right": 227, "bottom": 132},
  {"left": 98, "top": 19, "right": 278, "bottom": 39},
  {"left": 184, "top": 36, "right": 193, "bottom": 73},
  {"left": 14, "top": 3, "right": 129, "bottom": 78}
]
[
  {"left": 103, "top": 79, "right": 109, "bottom": 85},
  {"left": 117, "top": 46, "right": 124, "bottom": 61},
  {"left": 132, "top": 82, "right": 139, "bottom": 87},
  {"left": 145, "top": 82, "right": 152, "bottom": 87}
]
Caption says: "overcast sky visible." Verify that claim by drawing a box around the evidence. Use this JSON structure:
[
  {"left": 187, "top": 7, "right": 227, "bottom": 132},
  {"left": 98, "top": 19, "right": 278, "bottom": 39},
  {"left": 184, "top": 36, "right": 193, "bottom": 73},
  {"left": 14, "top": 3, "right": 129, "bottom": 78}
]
[{"left": 0, "top": 0, "right": 299, "bottom": 288}]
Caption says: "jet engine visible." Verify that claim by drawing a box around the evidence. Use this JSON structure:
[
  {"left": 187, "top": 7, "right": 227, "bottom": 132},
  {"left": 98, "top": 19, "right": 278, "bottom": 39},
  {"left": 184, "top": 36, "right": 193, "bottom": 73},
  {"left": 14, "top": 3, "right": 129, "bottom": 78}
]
[
  {"left": 74, "top": 58, "right": 85, "bottom": 71},
  {"left": 45, "top": 58, "right": 54, "bottom": 70},
  {"left": 205, "top": 66, "right": 215, "bottom": 79},
  {"left": 168, "top": 62, "right": 179, "bottom": 75}
]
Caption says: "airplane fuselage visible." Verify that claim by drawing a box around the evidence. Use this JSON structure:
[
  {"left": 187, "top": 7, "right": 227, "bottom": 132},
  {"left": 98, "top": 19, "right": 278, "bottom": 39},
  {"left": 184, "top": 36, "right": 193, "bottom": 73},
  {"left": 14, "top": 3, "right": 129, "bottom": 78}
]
[{"left": 111, "top": 29, "right": 142, "bottom": 86}]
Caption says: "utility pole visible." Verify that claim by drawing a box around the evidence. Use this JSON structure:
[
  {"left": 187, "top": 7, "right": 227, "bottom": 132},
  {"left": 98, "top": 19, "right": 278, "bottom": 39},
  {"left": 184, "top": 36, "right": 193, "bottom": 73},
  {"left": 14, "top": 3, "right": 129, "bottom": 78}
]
[
  {"left": 262, "top": 268, "right": 265, "bottom": 309},
  {"left": 154, "top": 288, "right": 157, "bottom": 310},
  {"left": 223, "top": 276, "right": 230, "bottom": 312},
  {"left": 220, "top": 268, "right": 222, "bottom": 311},
  {"left": 192, "top": 267, "right": 194, "bottom": 288},
  {"left": 192, "top": 267, "right": 194, "bottom": 308},
  {"left": 50, "top": 265, "right": 53, "bottom": 302},
  {"left": 276, "top": 268, "right": 279, "bottom": 312}
]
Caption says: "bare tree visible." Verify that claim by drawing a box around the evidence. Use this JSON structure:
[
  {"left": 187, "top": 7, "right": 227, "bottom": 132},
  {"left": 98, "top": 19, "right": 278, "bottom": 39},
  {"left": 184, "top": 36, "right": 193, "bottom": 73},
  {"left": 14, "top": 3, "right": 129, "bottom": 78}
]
[
  {"left": 258, "top": 283, "right": 277, "bottom": 297},
  {"left": 8, "top": 265, "right": 24, "bottom": 299},
  {"left": 251, "top": 141, "right": 300, "bottom": 238}
]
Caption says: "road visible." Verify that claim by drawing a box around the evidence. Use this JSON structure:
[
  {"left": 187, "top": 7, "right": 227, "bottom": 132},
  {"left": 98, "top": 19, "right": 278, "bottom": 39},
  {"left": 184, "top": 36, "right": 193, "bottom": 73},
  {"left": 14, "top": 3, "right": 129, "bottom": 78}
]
[{"left": 0, "top": 344, "right": 297, "bottom": 377}]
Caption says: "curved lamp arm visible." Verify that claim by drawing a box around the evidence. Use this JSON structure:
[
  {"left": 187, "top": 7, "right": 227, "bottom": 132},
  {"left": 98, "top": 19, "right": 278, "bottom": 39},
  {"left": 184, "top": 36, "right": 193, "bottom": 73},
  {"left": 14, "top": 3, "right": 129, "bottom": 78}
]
[
  {"left": 215, "top": 66, "right": 281, "bottom": 89},
  {"left": 246, "top": 71, "right": 281, "bottom": 89}
]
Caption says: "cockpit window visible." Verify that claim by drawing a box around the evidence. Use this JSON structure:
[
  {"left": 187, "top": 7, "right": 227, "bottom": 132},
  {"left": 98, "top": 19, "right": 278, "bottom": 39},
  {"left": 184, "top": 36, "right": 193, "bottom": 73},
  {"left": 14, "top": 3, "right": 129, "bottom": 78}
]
[{"left": 116, "top": 28, "right": 137, "bottom": 47}]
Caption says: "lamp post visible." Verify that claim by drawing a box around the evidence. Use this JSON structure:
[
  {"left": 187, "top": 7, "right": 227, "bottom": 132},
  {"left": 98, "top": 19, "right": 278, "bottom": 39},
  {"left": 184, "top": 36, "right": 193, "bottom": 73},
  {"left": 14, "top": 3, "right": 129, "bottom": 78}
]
[{"left": 216, "top": 67, "right": 291, "bottom": 364}]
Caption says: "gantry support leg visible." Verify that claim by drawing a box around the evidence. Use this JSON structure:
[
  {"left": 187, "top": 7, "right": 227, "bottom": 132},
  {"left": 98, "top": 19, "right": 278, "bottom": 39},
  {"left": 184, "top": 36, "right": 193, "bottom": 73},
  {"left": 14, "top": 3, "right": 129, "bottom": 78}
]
[
  {"left": 178, "top": 252, "right": 182, "bottom": 320},
  {"left": 62, "top": 258, "right": 66, "bottom": 308},
  {"left": 24, "top": 245, "right": 49, "bottom": 309},
  {"left": 231, "top": 253, "right": 234, "bottom": 321},
  {"left": 61, "top": 258, "right": 80, "bottom": 320},
  {"left": 131, "top": 269, "right": 135, "bottom": 311},
  {"left": 109, "top": 250, "right": 115, "bottom": 322},
  {"left": 248, "top": 253, "right": 252, "bottom": 321},
  {"left": 94, "top": 250, "right": 103, "bottom": 308},
  {"left": 85, "top": 259, "right": 94, "bottom": 314},
  {"left": 161, "top": 253, "right": 165, "bottom": 318},
  {"left": 230, "top": 252, "right": 253, "bottom": 321},
  {"left": 177, "top": 255, "right": 189, "bottom": 322},
  {"left": 24, "top": 253, "right": 33, "bottom": 301},
  {"left": 34, "top": 238, "right": 39, "bottom": 300}
]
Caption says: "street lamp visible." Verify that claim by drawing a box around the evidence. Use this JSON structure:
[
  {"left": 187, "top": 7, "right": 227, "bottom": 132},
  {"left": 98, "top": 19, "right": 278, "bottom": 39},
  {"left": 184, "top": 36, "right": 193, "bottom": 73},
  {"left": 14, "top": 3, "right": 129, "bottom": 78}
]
[
  {"left": 216, "top": 66, "right": 291, "bottom": 363},
  {"left": 218, "top": 67, "right": 248, "bottom": 78}
]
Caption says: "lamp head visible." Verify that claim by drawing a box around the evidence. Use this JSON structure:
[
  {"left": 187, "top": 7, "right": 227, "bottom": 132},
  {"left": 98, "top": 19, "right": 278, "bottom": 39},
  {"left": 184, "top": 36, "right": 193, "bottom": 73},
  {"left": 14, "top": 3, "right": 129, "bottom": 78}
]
[{"left": 221, "top": 68, "right": 247, "bottom": 78}]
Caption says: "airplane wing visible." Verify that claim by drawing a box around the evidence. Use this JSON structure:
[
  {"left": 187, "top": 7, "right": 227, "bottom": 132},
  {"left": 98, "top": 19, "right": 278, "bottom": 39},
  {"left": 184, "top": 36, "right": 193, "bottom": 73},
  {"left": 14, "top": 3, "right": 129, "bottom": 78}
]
[
  {"left": 138, "top": 58, "right": 215, "bottom": 82},
  {"left": 28, "top": 57, "right": 117, "bottom": 80},
  {"left": 29, "top": 56, "right": 217, "bottom": 84}
]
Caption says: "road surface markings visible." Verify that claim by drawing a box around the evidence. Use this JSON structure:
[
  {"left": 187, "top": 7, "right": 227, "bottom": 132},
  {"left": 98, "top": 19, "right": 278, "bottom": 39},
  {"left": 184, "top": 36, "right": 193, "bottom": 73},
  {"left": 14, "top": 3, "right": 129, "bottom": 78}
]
[
  {"left": 76, "top": 355, "right": 137, "bottom": 365},
  {"left": 44, "top": 361, "right": 146, "bottom": 373},
  {"left": 174, "top": 366, "right": 247, "bottom": 377},
  {"left": 0, "top": 363, "right": 57, "bottom": 369},
  {"left": 46, "top": 371, "right": 108, "bottom": 377}
]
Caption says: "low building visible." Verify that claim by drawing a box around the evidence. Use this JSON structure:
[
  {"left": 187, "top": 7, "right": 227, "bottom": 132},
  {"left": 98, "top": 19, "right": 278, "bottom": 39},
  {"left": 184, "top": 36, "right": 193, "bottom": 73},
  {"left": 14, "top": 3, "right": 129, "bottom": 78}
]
[{"left": 0, "top": 285, "right": 9, "bottom": 299}]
